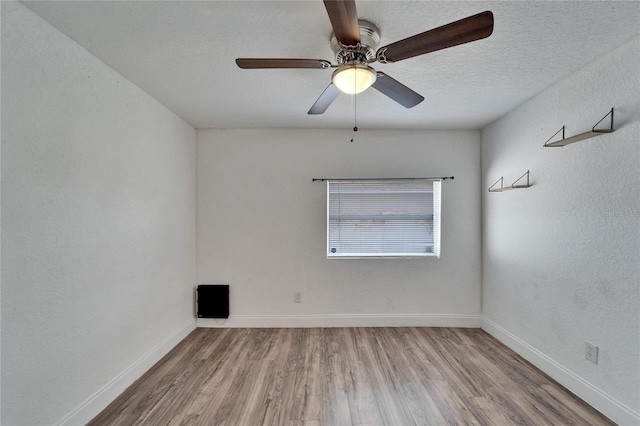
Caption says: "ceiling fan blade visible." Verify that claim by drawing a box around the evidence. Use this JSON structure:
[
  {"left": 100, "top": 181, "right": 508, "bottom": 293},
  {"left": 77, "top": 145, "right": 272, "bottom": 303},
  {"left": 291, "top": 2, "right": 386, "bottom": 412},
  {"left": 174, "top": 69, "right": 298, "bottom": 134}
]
[
  {"left": 376, "top": 11, "right": 494, "bottom": 63},
  {"left": 308, "top": 83, "right": 340, "bottom": 115},
  {"left": 371, "top": 72, "right": 424, "bottom": 108},
  {"left": 236, "top": 58, "right": 332, "bottom": 69},
  {"left": 323, "top": 0, "right": 360, "bottom": 45}
]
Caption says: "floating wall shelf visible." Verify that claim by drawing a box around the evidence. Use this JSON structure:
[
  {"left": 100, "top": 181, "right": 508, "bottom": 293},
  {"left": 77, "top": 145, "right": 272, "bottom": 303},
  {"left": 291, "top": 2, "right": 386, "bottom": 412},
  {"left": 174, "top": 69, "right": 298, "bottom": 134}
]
[
  {"left": 544, "top": 108, "right": 614, "bottom": 147},
  {"left": 488, "top": 170, "right": 531, "bottom": 192}
]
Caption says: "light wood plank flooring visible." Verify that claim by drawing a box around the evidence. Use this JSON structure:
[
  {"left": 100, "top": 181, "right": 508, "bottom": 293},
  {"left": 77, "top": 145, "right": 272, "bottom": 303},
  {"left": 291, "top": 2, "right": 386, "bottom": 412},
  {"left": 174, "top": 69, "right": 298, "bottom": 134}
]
[{"left": 89, "top": 328, "right": 613, "bottom": 425}]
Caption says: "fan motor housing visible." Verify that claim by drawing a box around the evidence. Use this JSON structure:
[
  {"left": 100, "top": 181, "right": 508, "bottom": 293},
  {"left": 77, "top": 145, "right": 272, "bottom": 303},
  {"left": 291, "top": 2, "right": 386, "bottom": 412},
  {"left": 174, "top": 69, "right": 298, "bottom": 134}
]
[{"left": 330, "top": 20, "right": 380, "bottom": 64}]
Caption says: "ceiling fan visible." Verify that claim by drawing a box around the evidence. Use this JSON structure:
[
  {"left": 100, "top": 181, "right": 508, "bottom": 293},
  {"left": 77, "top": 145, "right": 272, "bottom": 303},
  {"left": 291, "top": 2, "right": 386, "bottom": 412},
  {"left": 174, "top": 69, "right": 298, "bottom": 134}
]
[{"left": 236, "top": 0, "right": 494, "bottom": 115}]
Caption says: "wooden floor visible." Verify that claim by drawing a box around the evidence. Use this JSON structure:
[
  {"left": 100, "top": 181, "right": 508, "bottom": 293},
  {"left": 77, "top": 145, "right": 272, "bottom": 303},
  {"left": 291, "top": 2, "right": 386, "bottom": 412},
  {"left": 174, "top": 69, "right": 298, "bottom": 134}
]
[{"left": 89, "top": 328, "right": 613, "bottom": 425}]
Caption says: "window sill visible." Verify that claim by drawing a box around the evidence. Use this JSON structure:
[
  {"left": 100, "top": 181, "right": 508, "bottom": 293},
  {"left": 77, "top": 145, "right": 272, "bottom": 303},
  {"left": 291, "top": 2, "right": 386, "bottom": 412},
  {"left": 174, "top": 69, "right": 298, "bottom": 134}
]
[{"left": 327, "top": 254, "right": 438, "bottom": 260}]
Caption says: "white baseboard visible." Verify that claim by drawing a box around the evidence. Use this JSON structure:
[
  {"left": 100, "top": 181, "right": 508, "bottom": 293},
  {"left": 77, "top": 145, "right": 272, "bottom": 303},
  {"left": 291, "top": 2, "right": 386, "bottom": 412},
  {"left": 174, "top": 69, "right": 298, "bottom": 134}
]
[
  {"left": 55, "top": 318, "right": 196, "bottom": 426},
  {"left": 197, "top": 313, "right": 481, "bottom": 328},
  {"left": 481, "top": 317, "right": 640, "bottom": 426}
]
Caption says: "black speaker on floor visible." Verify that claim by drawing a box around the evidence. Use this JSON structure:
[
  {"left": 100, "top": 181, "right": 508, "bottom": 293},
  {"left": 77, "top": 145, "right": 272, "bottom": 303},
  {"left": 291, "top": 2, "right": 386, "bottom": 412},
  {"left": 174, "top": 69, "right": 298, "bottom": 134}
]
[{"left": 197, "top": 285, "right": 229, "bottom": 318}]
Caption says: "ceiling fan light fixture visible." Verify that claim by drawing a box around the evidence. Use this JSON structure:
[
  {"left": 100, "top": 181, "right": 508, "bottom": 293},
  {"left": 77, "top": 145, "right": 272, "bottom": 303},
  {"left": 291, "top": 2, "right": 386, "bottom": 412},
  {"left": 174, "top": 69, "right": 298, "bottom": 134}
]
[{"left": 331, "top": 64, "right": 377, "bottom": 94}]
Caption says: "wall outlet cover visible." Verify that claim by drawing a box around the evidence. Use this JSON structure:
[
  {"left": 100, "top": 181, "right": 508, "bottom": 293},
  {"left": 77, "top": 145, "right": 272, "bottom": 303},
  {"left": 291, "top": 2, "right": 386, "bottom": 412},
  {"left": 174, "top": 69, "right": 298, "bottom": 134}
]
[{"left": 585, "top": 341, "right": 598, "bottom": 364}]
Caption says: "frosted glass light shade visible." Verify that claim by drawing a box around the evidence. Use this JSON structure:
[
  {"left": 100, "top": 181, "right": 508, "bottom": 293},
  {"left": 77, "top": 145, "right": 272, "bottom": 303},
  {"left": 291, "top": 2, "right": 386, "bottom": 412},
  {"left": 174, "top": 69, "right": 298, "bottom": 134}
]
[{"left": 332, "top": 64, "right": 377, "bottom": 94}]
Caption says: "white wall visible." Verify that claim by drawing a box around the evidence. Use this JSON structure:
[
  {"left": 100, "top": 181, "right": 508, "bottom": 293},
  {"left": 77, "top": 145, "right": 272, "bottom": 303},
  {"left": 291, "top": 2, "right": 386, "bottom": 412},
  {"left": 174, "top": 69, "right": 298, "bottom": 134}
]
[
  {"left": 1, "top": 3, "right": 196, "bottom": 425},
  {"left": 481, "top": 37, "right": 640, "bottom": 424},
  {"left": 197, "top": 128, "right": 481, "bottom": 327}
]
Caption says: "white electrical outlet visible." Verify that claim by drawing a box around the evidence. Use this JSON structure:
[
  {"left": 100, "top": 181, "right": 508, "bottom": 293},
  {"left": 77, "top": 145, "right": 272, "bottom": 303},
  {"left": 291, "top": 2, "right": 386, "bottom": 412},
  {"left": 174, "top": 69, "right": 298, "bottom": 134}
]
[
  {"left": 585, "top": 341, "right": 598, "bottom": 364},
  {"left": 294, "top": 292, "right": 302, "bottom": 303}
]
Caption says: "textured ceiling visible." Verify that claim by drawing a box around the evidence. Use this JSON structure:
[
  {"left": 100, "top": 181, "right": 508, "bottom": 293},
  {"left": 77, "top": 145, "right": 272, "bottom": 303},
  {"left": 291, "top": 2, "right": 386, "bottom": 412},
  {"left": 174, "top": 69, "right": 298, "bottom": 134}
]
[{"left": 21, "top": 1, "right": 640, "bottom": 130}]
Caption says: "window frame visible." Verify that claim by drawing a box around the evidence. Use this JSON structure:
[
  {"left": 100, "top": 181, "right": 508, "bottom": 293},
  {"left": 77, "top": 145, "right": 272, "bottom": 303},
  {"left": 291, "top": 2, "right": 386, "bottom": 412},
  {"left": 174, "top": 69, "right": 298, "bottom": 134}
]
[{"left": 326, "top": 179, "right": 441, "bottom": 259}]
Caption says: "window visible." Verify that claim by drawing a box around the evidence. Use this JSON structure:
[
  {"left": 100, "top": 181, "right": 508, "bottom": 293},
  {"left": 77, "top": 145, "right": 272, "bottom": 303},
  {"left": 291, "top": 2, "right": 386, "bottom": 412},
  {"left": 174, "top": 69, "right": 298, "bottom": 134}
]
[{"left": 327, "top": 179, "right": 441, "bottom": 258}]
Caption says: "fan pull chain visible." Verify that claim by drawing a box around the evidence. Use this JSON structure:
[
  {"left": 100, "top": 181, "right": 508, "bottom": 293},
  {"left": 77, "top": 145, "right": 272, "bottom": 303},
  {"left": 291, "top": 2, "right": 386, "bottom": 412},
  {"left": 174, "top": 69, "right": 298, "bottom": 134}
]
[
  {"left": 351, "top": 71, "right": 358, "bottom": 143},
  {"left": 351, "top": 95, "right": 358, "bottom": 142}
]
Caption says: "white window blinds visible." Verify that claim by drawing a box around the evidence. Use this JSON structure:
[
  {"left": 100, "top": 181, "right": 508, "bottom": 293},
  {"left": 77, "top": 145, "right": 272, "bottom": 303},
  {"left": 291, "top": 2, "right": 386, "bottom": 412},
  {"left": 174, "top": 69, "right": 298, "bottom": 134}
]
[{"left": 327, "top": 179, "right": 441, "bottom": 258}]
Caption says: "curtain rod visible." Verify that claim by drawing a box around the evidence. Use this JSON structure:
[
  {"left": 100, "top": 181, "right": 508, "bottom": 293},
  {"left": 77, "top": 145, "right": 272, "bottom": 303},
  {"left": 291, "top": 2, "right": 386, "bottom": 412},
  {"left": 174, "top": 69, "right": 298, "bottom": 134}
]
[{"left": 312, "top": 176, "right": 454, "bottom": 182}]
